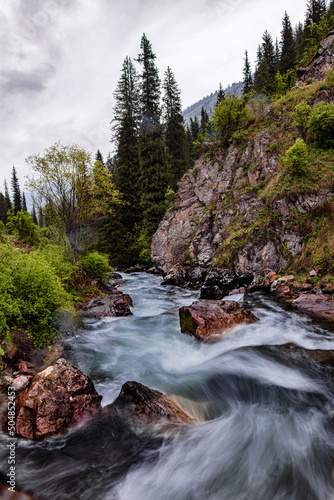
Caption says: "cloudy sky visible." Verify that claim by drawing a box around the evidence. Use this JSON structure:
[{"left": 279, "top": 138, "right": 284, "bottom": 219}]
[{"left": 0, "top": 0, "right": 308, "bottom": 193}]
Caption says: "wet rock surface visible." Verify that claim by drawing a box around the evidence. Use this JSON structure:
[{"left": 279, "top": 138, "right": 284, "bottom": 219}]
[
  {"left": 107, "top": 381, "right": 194, "bottom": 430},
  {"left": 292, "top": 294, "right": 334, "bottom": 322},
  {"left": 179, "top": 300, "right": 259, "bottom": 342},
  {"left": 296, "top": 28, "right": 334, "bottom": 85},
  {"left": 14, "top": 358, "right": 102, "bottom": 439},
  {"left": 79, "top": 292, "right": 133, "bottom": 318}
]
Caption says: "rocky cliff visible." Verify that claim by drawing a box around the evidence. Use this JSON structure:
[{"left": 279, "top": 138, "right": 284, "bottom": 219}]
[{"left": 151, "top": 79, "right": 334, "bottom": 291}]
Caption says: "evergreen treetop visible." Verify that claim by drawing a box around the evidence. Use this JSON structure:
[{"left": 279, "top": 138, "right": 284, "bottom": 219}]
[{"left": 11, "top": 166, "right": 22, "bottom": 215}]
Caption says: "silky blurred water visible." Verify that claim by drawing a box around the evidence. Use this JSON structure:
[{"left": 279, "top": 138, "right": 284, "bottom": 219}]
[{"left": 1, "top": 272, "right": 334, "bottom": 499}]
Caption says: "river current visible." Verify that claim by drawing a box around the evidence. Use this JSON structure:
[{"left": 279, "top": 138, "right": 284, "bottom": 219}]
[{"left": 1, "top": 272, "right": 334, "bottom": 499}]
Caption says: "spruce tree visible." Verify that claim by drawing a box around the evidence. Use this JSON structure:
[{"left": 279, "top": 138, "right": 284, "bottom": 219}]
[
  {"left": 190, "top": 116, "right": 200, "bottom": 141},
  {"left": 253, "top": 31, "right": 276, "bottom": 95},
  {"left": 95, "top": 149, "right": 104, "bottom": 165},
  {"left": 216, "top": 83, "right": 225, "bottom": 107},
  {"left": 294, "top": 22, "right": 306, "bottom": 63},
  {"left": 136, "top": 34, "right": 168, "bottom": 237},
  {"left": 4, "top": 181, "right": 12, "bottom": 218},
  {"left": 0, "top": 192, "right": 6, "bottom": 224},
  {"left": 11, "top": 166, "right": 21, "bottom": 214},
  {"left": 22, "top": 191, "right": 27, "bottom": 212},
  {"left": 32, "top": 205, "right": 38, "bottom": 225},
  {"left": 102, "top": 56, "right": 141, "bottom": 262},
  {"left": 280, "top": 12, "right": 296, "bottom": 74},
  {"left": 242, "top": 51, "right": 253, "bottom": 95},
  {"left": 162, "top": 66, "right": 188, "bottom": 190},
  {"left": 305, "top": 0, "right": 327, "bottom": 25},
  {"left": 200, "top": 107, "right": 209, "bottom": 135}
]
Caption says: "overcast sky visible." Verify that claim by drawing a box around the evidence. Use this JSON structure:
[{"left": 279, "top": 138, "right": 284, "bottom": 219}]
[{"left": 0, "top": 0, "right": 308, "bottom": 193}]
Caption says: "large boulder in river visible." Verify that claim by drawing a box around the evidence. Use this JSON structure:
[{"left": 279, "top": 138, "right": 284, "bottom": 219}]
[
  {"left": 179, "top": 300, "right": 259, "bottom": 342},
  {"left": 14, "top": 359, "right": 102, "bottom": 439},
  {"left": 107, "top": 381, "right": 194, "bottom": 429},
  {"left": 292, "top": 294, "right": 334, "bottom": 322},
  {"left": 80, "top": 292, "right": 133, "bottom": 318}
]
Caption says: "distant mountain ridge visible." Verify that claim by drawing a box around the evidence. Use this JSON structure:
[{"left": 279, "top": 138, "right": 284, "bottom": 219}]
[{"left": 182, "top": 81, "right": 244, "bottom": 123}]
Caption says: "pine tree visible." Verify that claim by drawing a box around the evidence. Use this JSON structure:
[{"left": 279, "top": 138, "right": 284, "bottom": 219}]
[
  {"left": 22, "top": 191, "right": 27, "bottom": 212},
  {"left": 190, "top": 116, "right": 200, "bottom": 141},
  {"left": 280, "top": 12, "right": 296, "bottom": 74},
  {"left": 253, "top": 31, "right": 277, "bottom": 95},
  {"left": 4, "top": 181, "right": 12, "bottom": 218},
  {"left": 242, "top": 51, "right": 253, "bottom": 95},
  {"left": 0, "top": 192, "right": 6, "bottom": 224},
  {"left": 11, "top": 166, "right": 21, "bottom": 214},
  {"left": 95, "top": 149, "right": 104, "bottom": 165},
  {"left": 305, "top": 0, "right": 327, "bottom": 25},
  {"left": 32, "top": 205, "right": 38, "bottom": 225},
  {"left": 136, "top": 33, "right": 161, "bottom": 132},
  {"left": 216, "top": 83, "right": 225, "bottom": 107},
  {"left": 294, "top": 22, "right": 306, "bottom": 62},
  {"left": 101, "top": 56, "right": 141, "bottom": 262},
  {"left": 162, "top": 66, "right": 188, "bottom": 190},
  {"left": 136, "top": 34, "right": 168, "bottom": 237},
  {"left": 200, "top": 107, "right": 209, "bottom": 135}
]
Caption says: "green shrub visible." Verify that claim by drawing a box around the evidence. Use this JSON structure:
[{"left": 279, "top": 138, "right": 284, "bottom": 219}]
[
  {"left": 292, "top": 102, "right": 312, "bottom": 140},
  {"left": 0, "top": 244, "right": 73, "bottom": 347},
  {"left": 308, "top": 102, "right": 334, "bottom": 149},
  {"left": 6, "top": 211, "right": 40, "bottom": 245},
  {"left": 37, "top": 240, "right": 77, "bottom": 284},
  {"left": 283, "top": 138, "right": 309, "bottom": 176},
  {"left": 80, "top": 251, "right": 112, "bottom": 279},
  {"left": 139, "top": 248, "right": 151, "bottom": 264}
]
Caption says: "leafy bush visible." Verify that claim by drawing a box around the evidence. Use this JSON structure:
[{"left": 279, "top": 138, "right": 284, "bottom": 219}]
[
  {"left": 282, "top": 138, "right": 309, "bottom": 176},
  {"left": 37, "top": 239, "right": 77, "bottom": 284},
  {"left": 292, "top": 102, "right": 311, "bottom": 140},
  {"left": 212, "top": 95, "right": 250, "bottom": 145},
  {"left": 6, "top": 211, "right": 40, "bottom": 245},
  {"left": 80, "top": 251, "right": 112, "bottom": 279},
  {"left": 0, "top": 244, "right": 73, "bottom": 348},
  {"left": 308, "top": 102, "right": 334, "bottom": 149}
]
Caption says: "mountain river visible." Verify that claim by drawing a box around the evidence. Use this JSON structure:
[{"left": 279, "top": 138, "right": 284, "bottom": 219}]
[{"left": 1, "top": 272, "right": 334, "bottom": 500}]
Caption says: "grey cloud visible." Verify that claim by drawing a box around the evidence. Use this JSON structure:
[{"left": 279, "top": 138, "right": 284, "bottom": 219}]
[{"left": 1, "top": 65, "right": 55, "bottom": 94}]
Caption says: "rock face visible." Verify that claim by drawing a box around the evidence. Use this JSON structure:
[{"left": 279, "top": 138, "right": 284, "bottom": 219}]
[
  {"left": 108, "top": 381, "right": 193, "bottom": 428},
  {"left": 292, "top": 294, "right": 334, "bottom": 322},
  {"left": 179, "top": 300, "right": 259, "bottom": 342},
  {"left": 296, "top": 28, "right": 334, "bottom": 85},
  {"left": 80, "top": 292, "right": 133, "bottom": 318},
  {"left": 151, "top": 135, "right": 333, "bottom": 291},
  {"left": 14, "top": 359, "right": 102, "bottom": 439}
]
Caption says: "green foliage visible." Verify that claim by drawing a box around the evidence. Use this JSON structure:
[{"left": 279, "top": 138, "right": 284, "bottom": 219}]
[
  {"left": 6, "top": 211, "right": 40, "bottom": 245},
  {"left": 0, "top": 243, "right": 73, "bottom": 348},
  {"left": 308, "top": 102, "right": 334, "bottom": 149},
  {"left": 37, "top": 239, "right": 77, "bottom": 284},
  {"left": 11, "top": 166, "right": 22, "bottom": 214},
  {"left": 292, "top": 102, "right": 312, "bottom": 139},
  {"left": 282, "top": 138, "right": 310, "bottom": 176},
  {"left": 165, "top": 186, "right": 177, "bottom": 210},
  {"left": 212, "top": 95, "right": 250, "bottom": 145},
  {"left": 80, "top": 251, "right": 112, "bottom": 280}
]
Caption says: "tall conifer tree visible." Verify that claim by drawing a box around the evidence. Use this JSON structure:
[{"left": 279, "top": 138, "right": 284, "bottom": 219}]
[
  {"left": 242, "top": 51, "right": 253, "bottom": 95},
  {"left": 11, "top": 166, "right": 21, "bottom": 214},
  {"left": 253, "top": 31, "right": 276, "bottom": 95},
  {"left": 162, "top": 66, "right": 188, "bottom": 190},
  {"left": 280, "top": 12, "right": 296, "bottom": 74},
  {"left": 216, "top": 83, "right": 226, "bottom": 107},
  {"left": 22, "top": 191, "right": 27, "bottom": 212},
  {"left": 136, "top": 34, "right": 168, "bottom": 236}
]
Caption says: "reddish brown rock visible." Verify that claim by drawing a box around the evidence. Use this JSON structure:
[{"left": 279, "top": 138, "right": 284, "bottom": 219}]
[
  {"left": 271, "top": 275, "right": 295, "bottom": 299},
  {"left": 80, "top": 293, "right": 132, "bottom": 318},
  {"left": 109, "top": 381, "right": 194, "bottom": 428},
  {"left": 14, "top": 359, "right": 102, "bottom": 439},
  {"left": 179, "top": 300, "right": 259, "bottom": 343},
  {"left": 263, "top": 271, "right": 278, "bottom": 291},
  {"left": 292, "top": 294, "right": 334, "bottom": 322}
]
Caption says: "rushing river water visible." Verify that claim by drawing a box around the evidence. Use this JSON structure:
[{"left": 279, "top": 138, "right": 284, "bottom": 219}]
[{"left": 1, "top": 272, "right": 334, "bottom": 499}]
